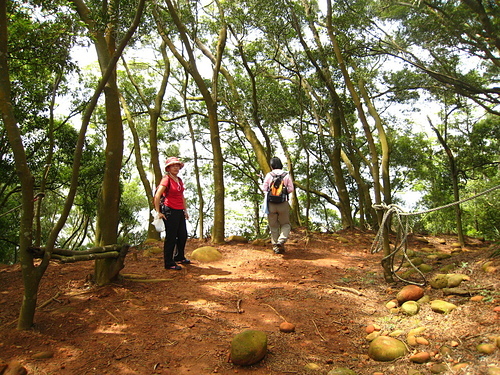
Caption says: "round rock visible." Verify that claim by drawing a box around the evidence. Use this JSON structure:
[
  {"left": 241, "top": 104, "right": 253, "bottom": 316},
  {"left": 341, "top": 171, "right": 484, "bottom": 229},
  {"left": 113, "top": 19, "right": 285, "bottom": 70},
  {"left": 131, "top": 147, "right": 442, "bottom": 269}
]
[
  {"left": 368, "top": 336, "right": 407, "bottom": 362},
  {"left": 230, "top": 329, "right": 267, "bottom": 366},
  {"left": 396, "top": 285, "right": 425, "bottom": 303},
  {"left": 279, "top": 322, "right": 295, "bottom": 333}
]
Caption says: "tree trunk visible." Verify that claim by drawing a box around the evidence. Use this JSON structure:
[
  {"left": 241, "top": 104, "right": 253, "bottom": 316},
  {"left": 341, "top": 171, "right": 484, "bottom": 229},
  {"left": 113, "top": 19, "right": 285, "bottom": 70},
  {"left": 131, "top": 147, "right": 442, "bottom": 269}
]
[
  {"left": 0, "top": 0, "right": 40, "bottom": 329},
  {"left": 299, "top": 76, "right": 353, "bottom": 227},
  {"left": 155, "top": 0, "right": 226, "bottom": 243},
  {"left": 340, "top": 150, "right": 374, "bottom": 229},
  {"left": 290, "top": 8, "right": 354, "bottom": 228},
  {"left": 429, "top": 120, "right": 466, "bottom": 246},
  {"left": 195, "top": 33, "right": 271, "bottom": 175},
  {"left": 277, "top": 131, "right": 300, "bottom": 227},
  {"left": 71, "top": 0, "right": 146, "bottom": 285},
  {"left": 119, "top": 89, "right": 159, "bottom": 240},
  {"left": 325, "top": 1, "right": 388, "bottom": 229},
  {"left": 358, "top": 77, "right": 391, "bottom": 207},
  {"left": 181, "top": 72, "right": 205, "bottom": 239},
  {"left": 93, "top": 68, "right": 123, "bottom": 285},
  {"left": 380, "top": 215, "right": 395, "bottom": 283},
  {"left": 121, "top": 43, "right": 170, "bottom": 240}
]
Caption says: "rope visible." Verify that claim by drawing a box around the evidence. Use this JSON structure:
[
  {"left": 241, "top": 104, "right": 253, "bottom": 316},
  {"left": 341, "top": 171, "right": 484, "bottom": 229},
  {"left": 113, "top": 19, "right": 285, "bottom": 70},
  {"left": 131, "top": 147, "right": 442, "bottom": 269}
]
[
  {"left": 371, "top": 184, "right": 500, "bottom": 286},
  {"left": 395, "top": 184, "right": 500, "bottom": 217}
]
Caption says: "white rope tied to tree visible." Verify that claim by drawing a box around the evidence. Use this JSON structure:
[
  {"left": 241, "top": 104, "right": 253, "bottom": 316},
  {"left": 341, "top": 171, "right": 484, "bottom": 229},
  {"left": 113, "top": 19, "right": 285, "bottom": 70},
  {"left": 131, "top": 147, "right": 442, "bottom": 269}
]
[{"left": 371, "top": 184, "right": 500, "bottom": 286}]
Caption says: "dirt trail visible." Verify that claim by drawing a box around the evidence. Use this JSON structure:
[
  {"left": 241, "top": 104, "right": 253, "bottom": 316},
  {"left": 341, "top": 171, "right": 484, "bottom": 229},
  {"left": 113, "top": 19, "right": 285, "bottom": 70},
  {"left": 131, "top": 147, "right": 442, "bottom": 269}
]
[{"left": 0, "top": 229, "right": 498, "bottom": 375}]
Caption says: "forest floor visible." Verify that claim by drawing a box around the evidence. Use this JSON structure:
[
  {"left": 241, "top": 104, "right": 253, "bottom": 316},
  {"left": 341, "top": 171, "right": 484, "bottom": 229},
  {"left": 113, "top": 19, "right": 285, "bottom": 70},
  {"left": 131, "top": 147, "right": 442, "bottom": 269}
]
[{"left": 0, "top": 228, "right": 499, "bottom": 375}]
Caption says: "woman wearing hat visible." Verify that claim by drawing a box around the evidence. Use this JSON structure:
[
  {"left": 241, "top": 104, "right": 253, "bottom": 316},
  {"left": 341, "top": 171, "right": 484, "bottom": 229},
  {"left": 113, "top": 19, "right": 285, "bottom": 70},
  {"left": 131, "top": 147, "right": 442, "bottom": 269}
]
[{"left": 154, "top": 157, "right": 190, "bottom": 270}]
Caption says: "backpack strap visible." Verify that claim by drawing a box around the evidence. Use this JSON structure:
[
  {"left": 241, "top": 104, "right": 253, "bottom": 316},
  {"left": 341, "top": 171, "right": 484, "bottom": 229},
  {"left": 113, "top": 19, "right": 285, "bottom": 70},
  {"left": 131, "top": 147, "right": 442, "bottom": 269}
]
[
  {"left": 269, "top": 171, "right": 287, "bottom": 189},
  {"left": 270, "top": 171, "right": 287, "bottom": 178},
  {"left": 163, "top": 175, "right": 171, "bottom": 197},
  {"left": 154, "top": 175, "right": 171, "bottom": 199}
]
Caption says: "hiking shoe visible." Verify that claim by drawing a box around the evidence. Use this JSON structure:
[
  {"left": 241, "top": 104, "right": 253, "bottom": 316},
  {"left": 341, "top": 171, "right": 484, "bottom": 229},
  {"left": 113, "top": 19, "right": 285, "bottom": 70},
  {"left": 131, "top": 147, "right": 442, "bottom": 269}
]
[
  {"left": 166, "top": 264, "right": 182, "bottom": 270},
  {"left": 273, "top": 244, "right": 284, "bottom": 254}
]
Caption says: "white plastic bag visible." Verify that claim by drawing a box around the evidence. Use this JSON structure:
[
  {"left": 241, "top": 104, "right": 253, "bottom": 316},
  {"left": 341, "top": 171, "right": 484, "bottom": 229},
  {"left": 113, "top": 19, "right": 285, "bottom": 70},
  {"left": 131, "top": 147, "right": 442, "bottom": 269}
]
[
  {"left": 261, "top": 193, "right": 269, "bottom": 215},
  {"left": 151, "top": 209, "right": 165, "bottom": 232}
]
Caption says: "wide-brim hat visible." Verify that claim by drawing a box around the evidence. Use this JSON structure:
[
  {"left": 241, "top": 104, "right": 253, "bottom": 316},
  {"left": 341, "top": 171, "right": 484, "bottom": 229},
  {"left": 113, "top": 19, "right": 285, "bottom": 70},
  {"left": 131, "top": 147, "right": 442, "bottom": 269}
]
[{"left": 165, "top": 156, "right": 184, "bottom": 170}]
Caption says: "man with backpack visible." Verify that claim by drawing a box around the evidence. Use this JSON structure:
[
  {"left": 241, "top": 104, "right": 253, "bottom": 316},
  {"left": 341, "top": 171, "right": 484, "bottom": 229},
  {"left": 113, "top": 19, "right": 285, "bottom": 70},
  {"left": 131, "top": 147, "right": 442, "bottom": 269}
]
[{"left": 261, "top": 157, "right": 295, "bottom": 254}]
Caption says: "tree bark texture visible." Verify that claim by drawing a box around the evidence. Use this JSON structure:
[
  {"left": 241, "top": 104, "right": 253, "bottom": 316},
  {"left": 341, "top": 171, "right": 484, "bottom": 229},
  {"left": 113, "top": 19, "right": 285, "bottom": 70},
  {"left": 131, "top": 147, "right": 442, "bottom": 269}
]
[
  {"left": 157, "top": 0, "right": 226, "bottom": 243},
  {"left": 0, "top": 0, "right": 44, "bottom": 329}
]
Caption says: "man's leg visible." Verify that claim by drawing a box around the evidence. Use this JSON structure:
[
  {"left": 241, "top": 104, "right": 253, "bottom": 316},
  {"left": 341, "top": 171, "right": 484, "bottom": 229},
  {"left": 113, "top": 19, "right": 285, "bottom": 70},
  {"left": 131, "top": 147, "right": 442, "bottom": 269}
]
[
  {"left": 267, "top": 204, "right": 282, "bottom": 253},
  {"left": 276, "top": 203, "right": 291, "bottom": 250},
  {"left": 267, "top": 204, "right": 280, "bottom": 244}
]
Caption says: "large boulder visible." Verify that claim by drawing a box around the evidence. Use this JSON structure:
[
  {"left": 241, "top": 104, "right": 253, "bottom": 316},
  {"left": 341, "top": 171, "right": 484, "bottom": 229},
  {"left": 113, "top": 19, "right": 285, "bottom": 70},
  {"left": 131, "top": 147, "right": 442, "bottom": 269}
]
[
  {"left": 230, "top": 329, "right": 268, "bottom": 366},
  {"left": 368, "top": 336, "right": 407, "bottom": 362},
  {"left": 190, "top": 246, "right": 222, "bottom": 262}
]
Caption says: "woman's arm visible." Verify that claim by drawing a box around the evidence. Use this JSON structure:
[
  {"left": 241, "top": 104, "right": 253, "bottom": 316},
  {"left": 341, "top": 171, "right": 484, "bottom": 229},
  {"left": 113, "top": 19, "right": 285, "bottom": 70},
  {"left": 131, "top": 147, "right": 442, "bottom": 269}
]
[
  {"left": 285, "top": 175, "right": 294, "bottom": 193},
  {"left": 261, "top": 173, "right": 271, "bottom": 193},
  {"left": 154, "top": 184, "right": 167, "bottom": 219}
]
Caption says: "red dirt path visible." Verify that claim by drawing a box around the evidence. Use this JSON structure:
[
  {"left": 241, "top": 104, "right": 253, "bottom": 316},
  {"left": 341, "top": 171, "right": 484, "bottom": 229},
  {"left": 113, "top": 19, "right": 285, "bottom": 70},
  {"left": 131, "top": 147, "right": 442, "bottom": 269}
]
[{"left": 1, "top": 229, "right": 499, "bottom": 375}]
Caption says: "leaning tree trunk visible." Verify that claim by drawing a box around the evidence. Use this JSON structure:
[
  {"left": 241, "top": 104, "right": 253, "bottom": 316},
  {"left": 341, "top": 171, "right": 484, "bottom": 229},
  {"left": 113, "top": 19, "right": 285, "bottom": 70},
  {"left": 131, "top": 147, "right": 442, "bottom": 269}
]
[
  {"left": 71, "top": 0, "right": 146, "bottom": 285},
  {"left": 430, "top": 121, "right": 466, "bottom": 247},
  {"left": 156, "top": 0, "right": 227, "bottom": 243},
  {"left": 0, "top": 0, "right": 40, "bottom": 329},
  {"left": 290, "top": 6, "right": 354, "bottom": 228},
  {"left": 94, "top": 73, "right": 124, "bottom": 285},
  {"left": 120, "top": 42, "right": 171, "bottom": 240}
]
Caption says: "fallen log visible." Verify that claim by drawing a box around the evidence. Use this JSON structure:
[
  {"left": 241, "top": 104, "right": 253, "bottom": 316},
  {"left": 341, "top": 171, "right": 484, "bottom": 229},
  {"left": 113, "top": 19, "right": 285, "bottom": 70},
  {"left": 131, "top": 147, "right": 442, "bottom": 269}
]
[
  {"left": 51, "top": 251, "right": 120, "bottom": 263},
  {"left": 28, "top": 244, "right": 124, "bottom": 258},
  {"left": 28, "top": 244, "right": 130, "bottom": 272}
]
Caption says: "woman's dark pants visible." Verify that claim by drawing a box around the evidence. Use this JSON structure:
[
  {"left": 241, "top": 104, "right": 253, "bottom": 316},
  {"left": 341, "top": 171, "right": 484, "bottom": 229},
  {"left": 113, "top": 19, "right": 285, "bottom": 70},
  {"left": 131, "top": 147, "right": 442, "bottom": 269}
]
[{"left": 162, "top": 209, "right": 187, "bottom": 268}]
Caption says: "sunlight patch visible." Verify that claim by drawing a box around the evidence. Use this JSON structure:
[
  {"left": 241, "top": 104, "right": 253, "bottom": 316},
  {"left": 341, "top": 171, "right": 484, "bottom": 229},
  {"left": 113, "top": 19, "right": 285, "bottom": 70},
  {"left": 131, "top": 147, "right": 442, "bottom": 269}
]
[{"left": 94, "top": 323, "right": 128, "bottom": 334}]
